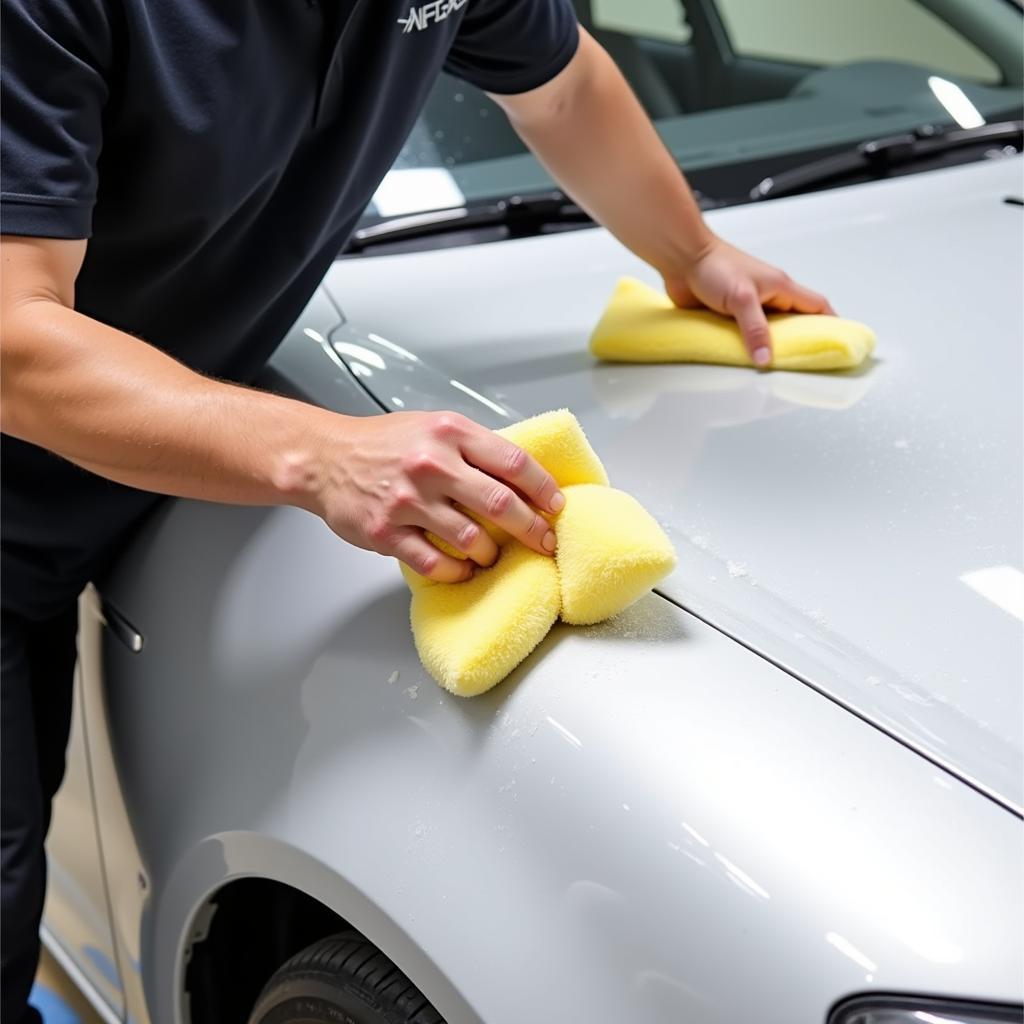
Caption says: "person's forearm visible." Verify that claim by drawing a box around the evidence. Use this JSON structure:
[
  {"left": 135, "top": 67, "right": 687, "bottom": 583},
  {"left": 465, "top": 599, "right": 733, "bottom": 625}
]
[
  {"left": 2, "top": 234, "right": 565, "bottom": 582},
  {"left": 1, "top": 299, "right": 333, "bottom": 510},
  {"left": 495, "top": 30, "right": 833, "bottom": 361},
  {"left": 500, "top": 30, "right": 713, "bottom": 278}
]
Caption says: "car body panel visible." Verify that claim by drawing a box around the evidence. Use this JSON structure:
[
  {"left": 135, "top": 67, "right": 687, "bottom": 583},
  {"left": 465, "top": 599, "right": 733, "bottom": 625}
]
[
  {"left": 323, "top": 155, "right": 1024, "bottom": 815},
  {"left": 42, "top": 674, "right": 124, "bottom": 1019},
  {"left": 63, "top": 288, "right": 381, "bottom": 1024},
  {"left": 80, "top": 188, "right": 1023, "bottom": 1016},
  {"left": 37, "top": 62, "right": 1021, "bottom": 1024},
  {"left": 61, "top": 155, "right": 1024, "bottom": 1024},
  {"left": 89, "top": 494, "right": 1021, "bottom": 1024}
]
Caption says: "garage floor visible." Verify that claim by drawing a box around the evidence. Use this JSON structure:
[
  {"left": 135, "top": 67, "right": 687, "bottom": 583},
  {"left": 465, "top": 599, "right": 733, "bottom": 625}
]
[{"left": 33, "top": 949, "right": 102, "bottom": 1024}]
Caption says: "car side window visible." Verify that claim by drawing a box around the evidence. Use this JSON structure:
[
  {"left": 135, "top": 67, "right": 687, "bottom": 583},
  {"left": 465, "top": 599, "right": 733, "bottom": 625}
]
[
  {"left": 715, "top": 0, "right": 1000, "bottom": 83},
  {"left": 591, "top": 0, "right": 693, "bottom": 44}
]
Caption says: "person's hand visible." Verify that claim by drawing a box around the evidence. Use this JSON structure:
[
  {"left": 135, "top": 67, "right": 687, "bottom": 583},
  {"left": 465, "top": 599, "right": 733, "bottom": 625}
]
[
  {"left": 662, "top": 236, "right": 835, "bottom": 367},
  {"left": 304, "top": 411, "right": 564, "bottom": 583}
]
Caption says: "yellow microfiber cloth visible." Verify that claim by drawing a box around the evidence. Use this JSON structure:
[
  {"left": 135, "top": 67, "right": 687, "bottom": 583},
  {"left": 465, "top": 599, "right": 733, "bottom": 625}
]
[
  {"left": 403, "top": 409, "right": 677, "bottom": 696},
  {"left": 590, "top": 276, "right": 876, "bottom": 371},
  {"left": 498, "top": 409, "right": 610, "bottom": 488},
  {"left": 408, "top": 544, "right": 562, "bottom": 697},
  {"left": 555, "top": 484, "right": 677, "bottom": 626}
]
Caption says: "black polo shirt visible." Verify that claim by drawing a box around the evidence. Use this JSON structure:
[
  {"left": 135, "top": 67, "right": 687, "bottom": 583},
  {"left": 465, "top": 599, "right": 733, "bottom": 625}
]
[{"left": 1, "top": 0, "right": 579, "bottom": 618}]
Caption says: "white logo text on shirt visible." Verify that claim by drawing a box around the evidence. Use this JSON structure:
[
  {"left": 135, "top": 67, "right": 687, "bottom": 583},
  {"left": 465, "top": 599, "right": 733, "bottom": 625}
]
[{"left": 397, "top": 0, "right": 469, "bottom": 34}]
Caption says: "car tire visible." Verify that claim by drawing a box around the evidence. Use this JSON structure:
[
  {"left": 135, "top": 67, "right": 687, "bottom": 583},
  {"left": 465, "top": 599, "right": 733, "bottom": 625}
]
[{"left": 247, "top": 930, "right": 446, "bottom": 1024}]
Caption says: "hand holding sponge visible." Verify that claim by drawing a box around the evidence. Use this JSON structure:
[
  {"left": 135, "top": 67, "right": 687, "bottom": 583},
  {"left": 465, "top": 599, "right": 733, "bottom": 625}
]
[
  {"left": 403, "top": 410, "right": 676, "bottom": 696},
  {"left": 590, "top": 277, "right": 876, "bottom": 372}
]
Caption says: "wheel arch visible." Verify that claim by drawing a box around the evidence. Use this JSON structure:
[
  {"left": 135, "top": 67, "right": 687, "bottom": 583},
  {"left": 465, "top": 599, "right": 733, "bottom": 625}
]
[{"left": 152, "top": 832, "right": 480, "bottom": 1024}]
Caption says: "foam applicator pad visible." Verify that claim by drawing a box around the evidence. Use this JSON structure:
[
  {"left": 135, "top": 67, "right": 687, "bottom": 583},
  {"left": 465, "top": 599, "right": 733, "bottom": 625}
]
[
  {"left": 590, "top": 276, "right": 876, "bottom": 372},
  {"left": 555, "top": 484, "right": 678, "bottom": 626},
  {"left": 409, "top": 544, "right": 561, "bottom": 697},
  {"left": 497, "top": 409, "right": 609, "bottom": 487},
  {"left": 402, "top": 409, "right": 676, "bottom": 696}
]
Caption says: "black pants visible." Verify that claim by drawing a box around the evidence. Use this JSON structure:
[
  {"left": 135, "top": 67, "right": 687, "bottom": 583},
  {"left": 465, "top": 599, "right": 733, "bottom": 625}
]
[{"left": 1, "top": 605, "right": 78, "bottom": 1024}]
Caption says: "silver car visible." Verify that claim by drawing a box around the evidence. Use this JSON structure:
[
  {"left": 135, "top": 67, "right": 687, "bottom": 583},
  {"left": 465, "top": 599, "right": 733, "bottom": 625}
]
[{"left": 43, "top": 1, "right": 1024, "bottom": 1022}]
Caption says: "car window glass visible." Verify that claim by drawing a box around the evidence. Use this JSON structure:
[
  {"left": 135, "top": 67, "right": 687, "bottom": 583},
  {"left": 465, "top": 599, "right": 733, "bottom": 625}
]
[
  {"left": 717, "top": 0, "right": 1000, "bottom": 83},
  {"left": 369, "top": 0, "right": 1021, "bottom": 221},
  {"left": 591, "top": 0, "right": 692, "bottom": 44}
]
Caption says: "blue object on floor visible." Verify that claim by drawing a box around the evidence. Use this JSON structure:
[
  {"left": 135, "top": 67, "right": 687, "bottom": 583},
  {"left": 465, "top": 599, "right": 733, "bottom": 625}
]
[{"left": 29, "top": 984, "right": 81, "bottom": 1024}]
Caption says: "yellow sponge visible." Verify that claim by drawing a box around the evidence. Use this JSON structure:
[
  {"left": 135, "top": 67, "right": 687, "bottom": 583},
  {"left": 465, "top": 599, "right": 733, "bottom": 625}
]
[
  {"left": 555, "top": 484, "right": 678, "bottom": 625},
  {"left": 498, "top": 409, "right": 609, "bottom": 487},
  {"left": 590, "top": 276, "right": 875, "bottom": 371},
  {"left": 409, "top": 542, "right": 561, "bottom": 697},
  {"left": 403, "top": 409, "right": 675, "bottom": 696}
]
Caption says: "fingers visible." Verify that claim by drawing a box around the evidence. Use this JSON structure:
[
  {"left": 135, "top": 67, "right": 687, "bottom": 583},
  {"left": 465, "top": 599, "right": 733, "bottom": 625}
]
[
  {"left": 459, "top": 428, "right": 564, "bottom": 516},
  {"left": 766, "top": 276, "right": 835, "bottom": 316},
  {"left": 449, "top": 466, "right": 557, "bottom": 557},
  {"left": 390, "top": 412, "right": 559, "bottom": 562},
  {"left": 726, "top": 283, "right": 773, "bottom": 368},
  {"left": 788, "top": 282, "right": 835, "bottom": 316},
  {"left": 684, "top": 239, "right": 835, "bottom": 365},
  {"left": 418, "top": 504, "right": 499, "bottom": 568},
  {"left": 391, "top": 527, "right": 474, "bottom": 584},
  {"left": 726, "top": 272, "right": 835, "bottom": 367}
]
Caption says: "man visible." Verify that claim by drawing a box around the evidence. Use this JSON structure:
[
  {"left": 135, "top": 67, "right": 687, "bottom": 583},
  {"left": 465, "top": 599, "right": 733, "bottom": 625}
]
[{"left": 0, "top": 1, "right": 833, "bottom": 1018}]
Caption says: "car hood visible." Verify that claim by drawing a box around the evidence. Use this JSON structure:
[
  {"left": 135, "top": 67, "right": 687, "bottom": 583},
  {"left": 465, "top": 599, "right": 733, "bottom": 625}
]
[{"left": 323, "top": 156, "right": 1024, "bottom": 814}]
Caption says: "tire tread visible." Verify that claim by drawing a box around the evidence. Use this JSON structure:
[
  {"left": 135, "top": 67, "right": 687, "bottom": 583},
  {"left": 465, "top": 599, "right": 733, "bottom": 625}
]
[{"left": 249, "top": 929, "right": 446, "bottom": 1024}]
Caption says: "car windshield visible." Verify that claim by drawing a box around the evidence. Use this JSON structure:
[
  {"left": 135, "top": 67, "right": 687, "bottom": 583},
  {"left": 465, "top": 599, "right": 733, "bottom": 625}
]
[{"left": 365, "top": 0, "right": 1023, "bottom": 219}]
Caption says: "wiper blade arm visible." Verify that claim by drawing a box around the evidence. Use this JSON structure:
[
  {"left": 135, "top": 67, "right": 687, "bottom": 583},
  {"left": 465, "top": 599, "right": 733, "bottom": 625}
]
[
  {"left": 346, "top": 190, "right": 590, "bottom": 252},
  {"left": 751, "top": 120, "right": 1023, "bottom": 201}
]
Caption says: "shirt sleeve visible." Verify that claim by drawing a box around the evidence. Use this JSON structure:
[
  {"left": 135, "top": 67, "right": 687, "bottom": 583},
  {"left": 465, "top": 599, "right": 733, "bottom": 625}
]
[
  {"left": 1, "top": 0, "right": 113, "bottom": 238},
  {"left": 444, "top": 0, "right": 580, "bottom": 96}
]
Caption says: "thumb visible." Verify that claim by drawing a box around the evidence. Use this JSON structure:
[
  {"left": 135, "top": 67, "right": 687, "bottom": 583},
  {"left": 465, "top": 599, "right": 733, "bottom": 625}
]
[{"left": 663, "top": 276, "right": 698, "bottom": 309}]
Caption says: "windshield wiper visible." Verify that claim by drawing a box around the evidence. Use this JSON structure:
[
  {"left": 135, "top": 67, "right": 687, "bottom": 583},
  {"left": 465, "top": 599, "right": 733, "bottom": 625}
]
[
  {"left": 750, "top": 120, "right": 1023, "bottom": 201},
  {"left": 345, "top": 190, "right": 591, "bottom": 253}
]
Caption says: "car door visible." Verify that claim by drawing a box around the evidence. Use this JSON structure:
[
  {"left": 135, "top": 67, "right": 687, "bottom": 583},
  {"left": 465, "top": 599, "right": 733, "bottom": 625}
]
[{"left": 44, "top": 661, "right": 125, "bottom": 1019}]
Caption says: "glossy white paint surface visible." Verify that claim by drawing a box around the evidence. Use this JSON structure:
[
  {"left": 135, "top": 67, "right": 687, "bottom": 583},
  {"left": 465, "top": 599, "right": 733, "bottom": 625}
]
[
  {"left": 325, "top": 156, "right": 1024, "bottom": 814},
  {"left": 49, "top": 160, "right": 1024, "bottom": 1023},
  {"left": 91, "top": 495, "right": 1021, "bottom": 1023}
]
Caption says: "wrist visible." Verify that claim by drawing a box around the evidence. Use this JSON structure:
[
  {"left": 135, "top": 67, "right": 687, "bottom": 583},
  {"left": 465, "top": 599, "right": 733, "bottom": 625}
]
[
  {"left": 656, "top": 224, "right": 717, "bottom": 285},
  {"left": 267, "top": 403, "right": 341, "bottom": 518}
]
